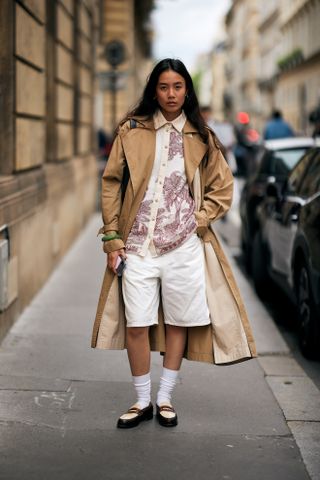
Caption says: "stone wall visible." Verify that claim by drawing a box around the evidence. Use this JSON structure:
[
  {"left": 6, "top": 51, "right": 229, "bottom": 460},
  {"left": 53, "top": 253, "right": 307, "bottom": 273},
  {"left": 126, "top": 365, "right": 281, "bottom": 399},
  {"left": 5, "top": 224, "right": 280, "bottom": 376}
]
[{"left": 0, "top": 0, "right": 101, "bottom": 340}]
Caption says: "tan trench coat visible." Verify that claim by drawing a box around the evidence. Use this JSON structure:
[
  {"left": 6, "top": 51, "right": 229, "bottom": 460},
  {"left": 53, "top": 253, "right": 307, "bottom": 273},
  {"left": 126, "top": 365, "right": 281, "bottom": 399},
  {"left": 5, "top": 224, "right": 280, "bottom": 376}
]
[{"left": 91, "top": 117, "right": 257, "bottom": 365}]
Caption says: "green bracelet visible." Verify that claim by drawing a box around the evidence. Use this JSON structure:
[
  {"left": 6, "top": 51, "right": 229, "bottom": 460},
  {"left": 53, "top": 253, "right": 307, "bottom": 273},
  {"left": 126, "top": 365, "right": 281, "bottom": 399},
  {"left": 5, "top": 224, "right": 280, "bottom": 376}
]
[{"left": 101, "top": 233, "right": 121, "bottom": 242}]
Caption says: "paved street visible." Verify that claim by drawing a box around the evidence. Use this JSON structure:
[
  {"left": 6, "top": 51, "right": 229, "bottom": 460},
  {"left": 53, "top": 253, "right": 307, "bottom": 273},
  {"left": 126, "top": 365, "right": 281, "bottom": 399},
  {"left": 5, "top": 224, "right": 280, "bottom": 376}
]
[{"left": 0, "top": 213, "right": 319, "bottom": 480}]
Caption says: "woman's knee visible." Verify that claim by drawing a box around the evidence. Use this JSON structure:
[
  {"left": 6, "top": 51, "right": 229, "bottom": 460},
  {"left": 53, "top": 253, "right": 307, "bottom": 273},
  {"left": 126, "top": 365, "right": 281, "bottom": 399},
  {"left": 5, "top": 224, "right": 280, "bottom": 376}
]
[
  {"left": 165, "top": 325, "right": 187, "bottom": 338},
  {"left": 126, "top": 326, "right": 149, "bottom": 340}
]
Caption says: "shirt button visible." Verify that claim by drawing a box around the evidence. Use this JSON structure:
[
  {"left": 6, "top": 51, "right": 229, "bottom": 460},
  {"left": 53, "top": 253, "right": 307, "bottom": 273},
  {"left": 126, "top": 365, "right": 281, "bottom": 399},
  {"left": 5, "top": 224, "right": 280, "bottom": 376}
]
[{"left": 165, "top": 146, "right": 168, "bottom": 149}]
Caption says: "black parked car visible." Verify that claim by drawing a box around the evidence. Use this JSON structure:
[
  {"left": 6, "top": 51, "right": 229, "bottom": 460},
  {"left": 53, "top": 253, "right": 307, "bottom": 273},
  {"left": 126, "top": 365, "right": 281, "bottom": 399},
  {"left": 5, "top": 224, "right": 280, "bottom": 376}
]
[
  {"left": 240, "top": 137, "right": 315, "bottom": 270},
  {"left": 252, "top": 147, "right": 320, "bottom": 358}
]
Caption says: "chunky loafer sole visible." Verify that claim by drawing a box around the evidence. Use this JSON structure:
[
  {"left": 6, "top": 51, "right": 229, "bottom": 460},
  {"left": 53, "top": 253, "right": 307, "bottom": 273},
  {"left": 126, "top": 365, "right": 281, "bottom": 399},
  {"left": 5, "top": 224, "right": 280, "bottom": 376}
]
[
  {"left": 156, "top": 404, "right": 178, "bottom": 427},
  {"left": 117, "top": 403, "right": 153, "bottom": 429}
]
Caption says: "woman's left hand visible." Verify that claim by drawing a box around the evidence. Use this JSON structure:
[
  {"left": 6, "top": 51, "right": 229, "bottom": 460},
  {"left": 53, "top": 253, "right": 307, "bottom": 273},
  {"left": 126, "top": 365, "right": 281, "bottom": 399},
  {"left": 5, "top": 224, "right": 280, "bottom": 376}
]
[{"left": 107, "top": 249, "right": 126, "bottom": 275}]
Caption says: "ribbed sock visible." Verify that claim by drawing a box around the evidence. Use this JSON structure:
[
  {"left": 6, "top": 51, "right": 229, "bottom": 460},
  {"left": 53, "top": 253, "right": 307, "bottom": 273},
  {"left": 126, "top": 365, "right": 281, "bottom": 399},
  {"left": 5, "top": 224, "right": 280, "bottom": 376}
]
[
  {"left": 156, "top": 367, "right": 179, "bottom": 406},
  {"left": 132, "top": 372, "right": 151, "bottom": 409}
]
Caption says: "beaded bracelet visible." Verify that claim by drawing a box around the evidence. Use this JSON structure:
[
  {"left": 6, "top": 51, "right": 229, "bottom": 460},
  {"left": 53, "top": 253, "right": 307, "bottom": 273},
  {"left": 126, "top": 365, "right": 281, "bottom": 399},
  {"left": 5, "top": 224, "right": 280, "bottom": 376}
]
[{"left": 101, "top": 233, "right": 122, "bottom": 242}]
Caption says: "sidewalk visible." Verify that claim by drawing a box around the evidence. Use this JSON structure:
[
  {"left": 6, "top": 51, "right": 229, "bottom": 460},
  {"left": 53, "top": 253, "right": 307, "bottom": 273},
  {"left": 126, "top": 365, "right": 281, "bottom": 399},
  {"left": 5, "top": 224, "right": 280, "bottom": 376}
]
[{"left": 0, "top": 214, "right": 317, "bottom": 480}]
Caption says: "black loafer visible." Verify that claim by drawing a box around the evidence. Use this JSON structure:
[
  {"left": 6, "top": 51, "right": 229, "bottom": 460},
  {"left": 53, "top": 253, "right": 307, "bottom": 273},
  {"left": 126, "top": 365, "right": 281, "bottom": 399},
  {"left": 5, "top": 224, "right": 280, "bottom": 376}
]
[
  {"left": 117, "top": 403, "right": 153, "bottom": 429},
  {"left": 156, "top": 404, "right": 178, "bottom": 427}
]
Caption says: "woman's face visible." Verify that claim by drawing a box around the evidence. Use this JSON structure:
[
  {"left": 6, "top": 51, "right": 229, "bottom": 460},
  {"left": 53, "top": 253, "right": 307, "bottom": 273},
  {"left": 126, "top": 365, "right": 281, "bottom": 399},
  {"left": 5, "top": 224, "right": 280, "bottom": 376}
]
[{"left": 155, "top": 70, "right": 187, "bottom": 120}]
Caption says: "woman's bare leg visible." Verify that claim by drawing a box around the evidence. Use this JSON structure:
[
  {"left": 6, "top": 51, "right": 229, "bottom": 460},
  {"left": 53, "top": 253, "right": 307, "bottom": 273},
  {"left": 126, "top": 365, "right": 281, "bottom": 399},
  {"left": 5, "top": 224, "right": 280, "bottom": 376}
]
[
  {"left": 126, "top": 326, "right": 150, "bottom": 376},
  {"left": 156, "top": 325, "right": 186, "bottom": 420},
  {"left": 163, "top": 325, "right": 187, "bottom": 370}
]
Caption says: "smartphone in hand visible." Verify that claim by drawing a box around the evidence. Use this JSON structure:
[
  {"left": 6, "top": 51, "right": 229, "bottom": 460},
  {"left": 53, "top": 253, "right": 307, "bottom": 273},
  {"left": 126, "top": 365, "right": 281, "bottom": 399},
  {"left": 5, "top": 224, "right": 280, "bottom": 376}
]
[{"left": 115, "top": 256, "right": 126, "bottom": 276}]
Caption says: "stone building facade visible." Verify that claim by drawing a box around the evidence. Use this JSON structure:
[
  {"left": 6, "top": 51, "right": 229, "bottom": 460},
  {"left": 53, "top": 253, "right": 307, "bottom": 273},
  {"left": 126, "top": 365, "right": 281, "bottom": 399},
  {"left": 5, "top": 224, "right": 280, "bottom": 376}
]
[
  {"left": 0, "top": 0, "right": 101, "bottom": 340},
  {"left": 258, "top": 0, "right": 281, "bottom": 123},
  {"left": 222, "top": 0, "right": 320, "bottom": 134},
  {"left": 96, "top": 0, "right": 154, "bottom": 133},
  {"left": 276, "top": 0, "right": 320, "bottom": 133},
  {"left": 224, "top": 0, "right": 261, "bottom": 129},
  {"left": 211, "top": 41, "right": 228, "bottom": 122}
]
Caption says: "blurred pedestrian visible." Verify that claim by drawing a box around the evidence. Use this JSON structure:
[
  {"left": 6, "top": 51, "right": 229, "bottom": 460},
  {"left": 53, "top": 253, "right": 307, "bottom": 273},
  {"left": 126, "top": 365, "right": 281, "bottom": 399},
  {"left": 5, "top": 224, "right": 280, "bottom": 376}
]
[
  {"left": 200, "top": 106, "right": 237, "bottom": 173},
  {"left": 92, "top": 58, "right": 257, "bottom": 430},
  {"left": 263, "top": 110, "right": 295, "bottom": 140},
  {"left": 97, "top": 128, "right": 113, "bottom": 162},
  {"left": 234, "top": 112, "right": 260, "bottom": 176}
]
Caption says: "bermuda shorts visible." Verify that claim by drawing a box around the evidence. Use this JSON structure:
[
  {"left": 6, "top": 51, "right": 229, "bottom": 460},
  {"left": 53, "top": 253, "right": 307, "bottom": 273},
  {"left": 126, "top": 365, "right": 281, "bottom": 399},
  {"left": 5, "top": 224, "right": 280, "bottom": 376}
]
[{"left": 122, "top": 234, "right": 211, "bottom": 328}]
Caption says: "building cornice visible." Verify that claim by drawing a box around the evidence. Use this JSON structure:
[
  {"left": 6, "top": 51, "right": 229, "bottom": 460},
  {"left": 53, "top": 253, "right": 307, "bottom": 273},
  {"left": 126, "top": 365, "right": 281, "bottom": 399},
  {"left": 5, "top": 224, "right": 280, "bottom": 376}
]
[
  {"left": 259, "top": 7, "right": 279, "bottom": 32},
  {"left": 281, "top": 0, "right": 315, "bottom": 27},
  {"left": 278, "top": 49, "right": 320, "bottom": 78}
]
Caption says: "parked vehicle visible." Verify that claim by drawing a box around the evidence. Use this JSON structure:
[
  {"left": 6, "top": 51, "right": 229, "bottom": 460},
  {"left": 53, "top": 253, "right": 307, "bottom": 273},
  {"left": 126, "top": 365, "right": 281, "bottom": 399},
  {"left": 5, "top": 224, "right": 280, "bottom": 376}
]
[
  {"left": 240, "top": 137, "right": 315, "bottom": 270},
  {"left": 252, "top": 147, "right": 320, "bottom": 358}
]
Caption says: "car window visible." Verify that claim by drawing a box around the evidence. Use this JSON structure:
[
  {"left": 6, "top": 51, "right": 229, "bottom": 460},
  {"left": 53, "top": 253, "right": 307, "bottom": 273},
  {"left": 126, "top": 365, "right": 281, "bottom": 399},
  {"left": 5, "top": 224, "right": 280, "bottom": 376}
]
[
  {"left": 259, "top": 148, "right": 308, "bottom": 176},
  {"left": 272, "top": 148, "right": 308, "bottom": 176},
  {"left": 297, "top": 151, "right": 320, "bottom": 198},
  {"left": 287, "top": 150, "right": 316, "bottom": 194}
]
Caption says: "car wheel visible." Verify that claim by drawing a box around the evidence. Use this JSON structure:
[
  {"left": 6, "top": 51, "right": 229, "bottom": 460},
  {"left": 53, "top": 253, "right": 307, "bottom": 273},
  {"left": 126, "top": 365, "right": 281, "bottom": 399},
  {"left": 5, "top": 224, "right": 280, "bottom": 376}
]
[
  {"left": 297, "top": 263, "right": 319, "bottom": 359},
  {"left": 252, "top": 231, "right": 270, "bottom": 297}
]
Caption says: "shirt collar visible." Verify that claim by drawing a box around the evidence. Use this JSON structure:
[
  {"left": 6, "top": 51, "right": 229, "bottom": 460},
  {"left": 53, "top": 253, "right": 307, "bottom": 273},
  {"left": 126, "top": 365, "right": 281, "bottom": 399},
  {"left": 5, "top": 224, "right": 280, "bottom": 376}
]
[{"left": 153, "top": 109, "right": 186, "bottom": 133}]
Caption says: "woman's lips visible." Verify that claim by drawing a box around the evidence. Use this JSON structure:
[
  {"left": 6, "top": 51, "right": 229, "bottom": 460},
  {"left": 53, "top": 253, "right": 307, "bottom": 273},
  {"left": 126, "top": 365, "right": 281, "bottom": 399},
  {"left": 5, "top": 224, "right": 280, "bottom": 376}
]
[{"left": 167, "top": 102, "right": 177, "bottom": 106}]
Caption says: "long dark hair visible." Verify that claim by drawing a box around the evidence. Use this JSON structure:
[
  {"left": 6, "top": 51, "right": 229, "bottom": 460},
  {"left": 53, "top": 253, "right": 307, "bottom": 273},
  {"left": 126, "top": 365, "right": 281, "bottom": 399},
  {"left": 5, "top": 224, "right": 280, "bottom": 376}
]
[{"left": 123, "top": 58, "right": 209, "bottom": 142}]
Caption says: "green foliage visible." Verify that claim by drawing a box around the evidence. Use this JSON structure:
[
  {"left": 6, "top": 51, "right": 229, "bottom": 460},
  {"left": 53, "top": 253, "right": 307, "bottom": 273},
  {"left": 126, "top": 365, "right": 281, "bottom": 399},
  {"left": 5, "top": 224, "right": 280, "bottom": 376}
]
[
  {"left": 192, "top": 70, "right": 202, "bottom": 96},
  {"left": 277, "top": 48, "right": 304, "bottom": 71}
]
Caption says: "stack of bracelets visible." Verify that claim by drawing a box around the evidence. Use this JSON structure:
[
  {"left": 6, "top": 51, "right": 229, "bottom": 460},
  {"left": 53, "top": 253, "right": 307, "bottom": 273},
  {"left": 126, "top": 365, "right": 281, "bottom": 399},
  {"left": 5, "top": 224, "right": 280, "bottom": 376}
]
[{"left": 101, "top": 233, "right": 121, "bottom": 242}]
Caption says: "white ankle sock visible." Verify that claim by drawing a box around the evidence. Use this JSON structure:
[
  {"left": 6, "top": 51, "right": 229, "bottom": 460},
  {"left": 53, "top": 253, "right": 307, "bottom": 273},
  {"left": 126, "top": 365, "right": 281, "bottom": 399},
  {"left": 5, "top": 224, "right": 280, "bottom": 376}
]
[
  {"left": 132, "top": 372, "right": 151, "bottom": 409},
  {"left": 156, "top": 367, "right": 179, "bottom": 406}
]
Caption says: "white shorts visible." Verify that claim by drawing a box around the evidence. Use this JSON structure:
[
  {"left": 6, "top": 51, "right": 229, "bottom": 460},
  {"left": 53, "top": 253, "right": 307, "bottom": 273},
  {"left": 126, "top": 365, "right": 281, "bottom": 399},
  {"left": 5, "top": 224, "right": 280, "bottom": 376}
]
[{"left": 122, "top": 234, "right": 210, "bottom": 328}]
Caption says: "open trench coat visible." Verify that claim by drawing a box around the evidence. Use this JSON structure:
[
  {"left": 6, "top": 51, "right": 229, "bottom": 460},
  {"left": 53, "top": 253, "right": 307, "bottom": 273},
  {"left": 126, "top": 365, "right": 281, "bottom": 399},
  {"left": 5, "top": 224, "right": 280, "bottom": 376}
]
[{"left": 91, "top": 116, "right": 257, "bottom": 365}]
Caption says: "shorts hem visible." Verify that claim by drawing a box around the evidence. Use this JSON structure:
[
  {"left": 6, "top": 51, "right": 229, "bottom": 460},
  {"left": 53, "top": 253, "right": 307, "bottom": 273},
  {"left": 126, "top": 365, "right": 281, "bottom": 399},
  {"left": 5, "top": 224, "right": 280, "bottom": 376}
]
[
  {"left": 164, "top": 320, "right": 211, "bottom": 327},
  {"left": 126, "top": 321, "right": 158, "bottom": 327}
]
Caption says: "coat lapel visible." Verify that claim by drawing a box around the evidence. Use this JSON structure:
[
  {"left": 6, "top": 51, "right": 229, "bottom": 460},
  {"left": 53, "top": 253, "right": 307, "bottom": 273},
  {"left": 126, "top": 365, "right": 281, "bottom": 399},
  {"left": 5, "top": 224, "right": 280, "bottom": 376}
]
[
  {"left": 183, "top": 131, "right": 208, "bottom": 188},
  {"left": 121, "top": 126, "right": 156, "bottom": 196}
]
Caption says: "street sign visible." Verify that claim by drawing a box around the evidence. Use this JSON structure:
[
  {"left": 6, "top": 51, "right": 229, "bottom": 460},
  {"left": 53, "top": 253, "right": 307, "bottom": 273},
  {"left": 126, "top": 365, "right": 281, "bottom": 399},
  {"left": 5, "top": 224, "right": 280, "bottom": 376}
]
[{"left": 104, "top": 40, "right": 126, "bottom": 68}]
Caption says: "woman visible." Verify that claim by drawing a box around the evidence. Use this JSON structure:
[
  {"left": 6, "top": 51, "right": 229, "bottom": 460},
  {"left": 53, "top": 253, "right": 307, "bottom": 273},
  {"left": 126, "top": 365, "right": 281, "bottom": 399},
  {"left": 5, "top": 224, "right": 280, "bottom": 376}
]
[{"left": 92, "top": 59, "right": 257, "bottom": 429}]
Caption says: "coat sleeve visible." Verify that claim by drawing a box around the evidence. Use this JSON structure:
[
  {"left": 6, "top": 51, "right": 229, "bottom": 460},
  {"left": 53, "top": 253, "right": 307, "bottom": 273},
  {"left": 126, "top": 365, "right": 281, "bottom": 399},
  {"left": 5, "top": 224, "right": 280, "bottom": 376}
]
[
  {"left": 99, "top": 129, "right": 127, "bottom": 253},
  {"left": 195, "top": 134, "right": 234, "bottom": 234}
]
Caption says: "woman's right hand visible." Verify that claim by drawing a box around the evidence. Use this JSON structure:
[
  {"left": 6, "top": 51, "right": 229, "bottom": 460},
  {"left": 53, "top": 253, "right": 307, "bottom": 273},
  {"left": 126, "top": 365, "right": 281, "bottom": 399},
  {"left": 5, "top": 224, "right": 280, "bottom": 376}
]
[{"left": 107, "top": 249, "right": 126, "bottom": 275}]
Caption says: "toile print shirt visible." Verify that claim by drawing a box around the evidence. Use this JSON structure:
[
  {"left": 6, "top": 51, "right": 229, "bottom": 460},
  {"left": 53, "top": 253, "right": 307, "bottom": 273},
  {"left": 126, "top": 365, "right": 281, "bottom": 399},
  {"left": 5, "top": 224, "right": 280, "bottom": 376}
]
[{"left": 126, "top": 109, "right": 197, "bottom": 257}]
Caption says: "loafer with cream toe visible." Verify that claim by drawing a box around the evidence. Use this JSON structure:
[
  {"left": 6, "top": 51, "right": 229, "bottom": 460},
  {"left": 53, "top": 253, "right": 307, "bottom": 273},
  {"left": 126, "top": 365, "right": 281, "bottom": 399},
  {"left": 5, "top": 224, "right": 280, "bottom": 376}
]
[
  {"left": 117, "top": 403, "right": 153, "bottom": 429},
  {"left": 156, "top": 404, "right": 178, "bottom": 427}
]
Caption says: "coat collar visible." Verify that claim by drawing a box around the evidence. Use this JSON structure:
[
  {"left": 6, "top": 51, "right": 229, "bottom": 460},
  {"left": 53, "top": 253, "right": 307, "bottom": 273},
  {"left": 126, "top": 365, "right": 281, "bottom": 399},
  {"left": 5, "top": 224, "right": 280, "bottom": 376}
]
[
  {"left": 132, "top": 115, "right": 199, "bottom": 134},
  {"left": 153, "top": 109, "right": 186, "bottom": 132}
]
